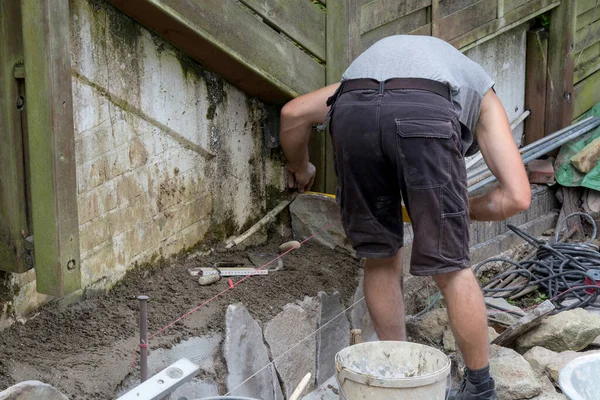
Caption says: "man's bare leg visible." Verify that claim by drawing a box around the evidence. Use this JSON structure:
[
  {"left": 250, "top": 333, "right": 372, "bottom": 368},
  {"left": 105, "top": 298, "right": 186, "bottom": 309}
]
[
  {"left": 363, "top": 250, "right": 406, "bottom": 341},
  {"left": 433, "top": 268, "right": 489, "bottom": 369}
]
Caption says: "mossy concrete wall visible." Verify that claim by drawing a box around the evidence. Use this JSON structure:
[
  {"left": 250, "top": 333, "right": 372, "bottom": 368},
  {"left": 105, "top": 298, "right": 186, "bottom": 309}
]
[{"left": 0, "top": 0, "right": 284, "bottom": 328}]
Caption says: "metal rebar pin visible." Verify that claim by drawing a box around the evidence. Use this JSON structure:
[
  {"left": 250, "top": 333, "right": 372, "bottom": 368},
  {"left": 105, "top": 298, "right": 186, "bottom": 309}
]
[{"left": 137, "top": 295, "right": 150, "bottom": 382}]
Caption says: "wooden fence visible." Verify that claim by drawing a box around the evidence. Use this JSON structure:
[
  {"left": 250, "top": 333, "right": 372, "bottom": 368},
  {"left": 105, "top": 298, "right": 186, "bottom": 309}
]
[{"left": 574, "top": 0, "right": 600, "bottom": 120}]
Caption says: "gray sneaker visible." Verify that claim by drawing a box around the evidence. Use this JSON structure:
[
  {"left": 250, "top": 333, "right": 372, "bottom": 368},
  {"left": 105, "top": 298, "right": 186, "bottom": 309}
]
[{"left": 449, "top": 377, "right": 498, "bottom": 400}]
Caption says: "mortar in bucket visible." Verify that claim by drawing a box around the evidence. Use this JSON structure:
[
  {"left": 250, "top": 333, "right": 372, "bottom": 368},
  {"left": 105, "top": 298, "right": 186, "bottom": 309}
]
[{"left": 335, "top": 341, "right": 451, "bottom": 399}]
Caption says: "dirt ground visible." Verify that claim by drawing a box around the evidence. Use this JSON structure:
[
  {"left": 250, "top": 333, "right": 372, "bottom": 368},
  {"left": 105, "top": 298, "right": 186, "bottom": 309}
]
[{"left": 0, "top": 240, "right": 363, "bottom": 399}]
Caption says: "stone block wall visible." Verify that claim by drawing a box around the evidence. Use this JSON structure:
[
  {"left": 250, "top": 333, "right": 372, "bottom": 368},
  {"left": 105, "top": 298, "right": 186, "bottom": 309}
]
[{"left": 0, "top": 0, "right": 284, "bottom": 327}]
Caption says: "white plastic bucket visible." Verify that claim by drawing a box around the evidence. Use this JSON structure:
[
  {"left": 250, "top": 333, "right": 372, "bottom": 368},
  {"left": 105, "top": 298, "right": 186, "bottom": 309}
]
[
  {"left": 335, "top": 341, "right": 451, "bottom": 400},
  {"left": 558, "top": 353, "right": 600, "bottom": 400}
]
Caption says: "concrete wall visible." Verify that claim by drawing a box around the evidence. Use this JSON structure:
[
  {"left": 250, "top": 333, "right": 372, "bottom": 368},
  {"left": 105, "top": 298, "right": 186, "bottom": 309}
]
[
  {"left": 0, "top": 0, "right": 284, "bottom": 327},
  {"left": 466, "top": 24, "right": 528, "bottom": 145}
]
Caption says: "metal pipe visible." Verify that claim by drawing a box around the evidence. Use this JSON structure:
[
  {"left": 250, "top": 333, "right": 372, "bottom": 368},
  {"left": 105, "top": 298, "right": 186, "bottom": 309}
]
[
  {"left": 467, "top": 117, "right": 597, "bottom": 181},
  {"left": 468, "top": 119, "right": 600, "bottom": 193},
  {"left": 138, "top": 295, "right": 149, "bottom": 382}
]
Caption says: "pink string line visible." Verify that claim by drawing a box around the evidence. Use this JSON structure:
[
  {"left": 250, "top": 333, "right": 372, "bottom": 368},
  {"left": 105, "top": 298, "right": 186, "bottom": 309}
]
[{"left": 130, "top": 221, "right": 337, "bottom": 368}]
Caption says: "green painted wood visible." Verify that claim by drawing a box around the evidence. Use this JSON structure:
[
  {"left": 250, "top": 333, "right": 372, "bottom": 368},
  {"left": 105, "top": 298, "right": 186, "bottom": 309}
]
[
  {"left": 0, "top": 0, "right": 29, "bottom": 273},
  {"left": 545, "top": 0, "right": 576, "bottom": 134},
  {"left": 361, "top": 8, "right": 429, "bottom": 48},
  {"left": 359, "top": 0, "right": 431, "bottom": 34},
  {"left": 450, "top": 0, "right": 559, "bottom": 50},
  {"left": 21, "top": 0, "right": 81, "bottom": 295},
  {"left": 574, "top": 69, "right": 600, "bottom": 118},
  {"left": 324, "top": 0, "right": 350, "bottom": 193},
  {"left": 439, "top": 0, "right": 497, "bottom": 41},
  {"left": 576, "top": 4, "right": 600, "bottom": 31},
  {"left": 439, "top": 0, "right": 478, "bottom": 17},
  {"left": 577, "top": 0, "right": 598, "bottom": 16},
  {"left": 575, "top": 18, "right": 600, "bottom": 52},
  {"left": 240, "top": 0, "right": 326, "bottom": 61},
  {"left": 575, "top": 41, "right": 600, "bottom": 82},
  {"left": 524, "top": 29, "right": 549, "bottom": 145},
  {"left": 107, "top": 0, "right": 325, "bottom": 103}
]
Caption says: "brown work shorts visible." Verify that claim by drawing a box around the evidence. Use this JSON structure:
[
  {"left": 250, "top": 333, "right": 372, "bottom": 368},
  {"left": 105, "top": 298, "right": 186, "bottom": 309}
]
[{"left": 328, "top": 78, "right": 471, "bottom": 276}]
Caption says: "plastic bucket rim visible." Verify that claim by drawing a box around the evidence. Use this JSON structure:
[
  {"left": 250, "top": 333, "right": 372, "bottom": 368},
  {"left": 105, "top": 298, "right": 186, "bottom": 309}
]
[
  {"left": 558, "top": 352, "right": 600, "bottom": 400},
  {"left": 335, "top": 341, "right": 451, "bottom": 389}
]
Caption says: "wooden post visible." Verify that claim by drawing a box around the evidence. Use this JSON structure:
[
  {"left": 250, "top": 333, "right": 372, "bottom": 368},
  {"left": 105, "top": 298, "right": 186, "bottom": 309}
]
[
  {"left": 545, "top": 0, "right": 575, "bottom": 134},
  {"left": 0, "top": 0, "right": 30, "bottom": 273},
  {"left": 21, "top": 0, "right": 81, "bottom": 296},
  {"left": 324, "top": 0, "right": 350, "bottom": 194},
  {"left": 524, "top": 29, "right": 549, "bottom": 145},
  {"left": 431, "top": 0, "right": 440, "bottom": 37}
]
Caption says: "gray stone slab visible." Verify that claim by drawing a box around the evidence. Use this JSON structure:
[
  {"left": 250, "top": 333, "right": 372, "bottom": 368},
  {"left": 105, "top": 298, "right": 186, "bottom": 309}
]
[
  {"left": 289, "top": 194, "right": 355, "bottom": 256},
  {"left": 265, "top": 301, "right": 318, "bottom": 397},
  {"left": 0, "top": 381, "right": 68, "bottom": 400},
  {"left": 168, "top": 378, "right": 219, "bottom": 400},
  {"left": 148, "top": 334, "right": 222, "bottom": 376},
  {"left": 349, "top": 277, "right": 378, "bottom": 343},
  {"left": 316, "top": 292, "right": 350, "bottom": 387},
  {"left": 224, "top": 303, "right": 283, "bottom": 400},
  {"left": 490, "top": 345, "right": 543, "bottom": 400}
]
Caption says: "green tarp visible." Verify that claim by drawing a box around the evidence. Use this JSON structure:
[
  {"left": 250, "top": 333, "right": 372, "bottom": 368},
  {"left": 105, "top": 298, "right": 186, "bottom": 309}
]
[{"left": 555, "top": 103, "right": 600, "bottom": 190}]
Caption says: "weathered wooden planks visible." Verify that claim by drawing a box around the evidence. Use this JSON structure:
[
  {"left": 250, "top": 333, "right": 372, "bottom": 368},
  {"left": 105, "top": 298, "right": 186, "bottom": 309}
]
[
  {"left": 439, "top": 0, "right": 479, "bottom": 17},
  {"left": 0, "top": 0, "right": 29, "bottom": 273},
  {"left": 546, "top": 0, "right": 576, "bottom": 133},
  {"left": 240, "top": 0, "right": 326, "bottom": 61},
  {"left": 21, "top": 0, "right": 81, "bottom": 295},
  {"left": 107, "top": 0, "right": 325, "bottom": 103},
  {"left": 505, "top": 0, "right": 532, "bottom": 13},
  {"left": 575, "top": 18, "right": 600, "bottom": 52},
  {"left": 439, "top": 0, "right": 497, "bottom": 41},
  {"left": 575, "top": 42, "right": 600, "bottom": 82},
  {"left": 576, "top": 4, "right": 600, "bottom": 31},
  {"left": 451, "top": 0, "right": 559, "bottom": 50},
  {"left": 359, "top": 0, "right": 430, "bottom": 34},
  {"left": 574, "top": 69, "right": 600, "bottom": 118},
  {"left": 524, "top": 29, "right": 549, "bottom": 145},
  {"left": 577, "top": 0, "right": 599, "bottom": 16},
  {"left": 361, "top": 8, "right": 429, "bottom": 48}
]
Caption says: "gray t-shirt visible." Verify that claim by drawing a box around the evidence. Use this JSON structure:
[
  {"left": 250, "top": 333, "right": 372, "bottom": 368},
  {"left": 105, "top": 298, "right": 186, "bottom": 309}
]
[{"left": 343, "top": 35, "right": 495, "bottom": 154}]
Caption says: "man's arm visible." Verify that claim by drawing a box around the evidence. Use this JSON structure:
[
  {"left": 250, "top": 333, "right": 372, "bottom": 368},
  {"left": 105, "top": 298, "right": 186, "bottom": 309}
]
[
  {"left": 469, "top": 89, "right": 531, "bottom": 221},
  {"left": 279, "top": 83, "right": 340, "bottom": 192}
]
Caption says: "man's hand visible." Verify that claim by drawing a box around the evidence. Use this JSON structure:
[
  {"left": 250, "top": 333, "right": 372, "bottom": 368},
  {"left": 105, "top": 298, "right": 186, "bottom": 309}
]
[{"left": 287, "top": 162, "right": 316, "bottom": 193}]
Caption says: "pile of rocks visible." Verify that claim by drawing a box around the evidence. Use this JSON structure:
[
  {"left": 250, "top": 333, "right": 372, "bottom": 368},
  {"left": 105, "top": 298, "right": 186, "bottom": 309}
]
[{"left": 405, "top": 302, "right": 600, "bottom": 400}]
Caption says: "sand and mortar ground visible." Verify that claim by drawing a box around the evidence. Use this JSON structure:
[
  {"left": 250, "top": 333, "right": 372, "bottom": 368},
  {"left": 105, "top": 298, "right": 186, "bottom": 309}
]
[{"left": 0, "top": 240, "right": 363, "bottom": 399}]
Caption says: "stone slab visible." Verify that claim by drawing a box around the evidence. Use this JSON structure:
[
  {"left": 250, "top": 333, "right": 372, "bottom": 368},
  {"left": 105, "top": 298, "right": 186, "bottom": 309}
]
[
  {"left": 148, "top": 334, "right": 222, "bottom": 376},
  {"left": 168, "top": 378, "right": 219, "bottom": 400},
  {"left": 224, "top": 303, "right": 283, "bottom": 400},
  {"left": 265, "top": 300, "right": 318, "bottom": 397},
  {"left": 316, "top": 292, "right": 350, "bottom": 386},
  {"left": 490, "top": 345, "right": 543, "bottom": 400},
  {"left": 0, "top": 381, "right": 68, "bottom": 400}
]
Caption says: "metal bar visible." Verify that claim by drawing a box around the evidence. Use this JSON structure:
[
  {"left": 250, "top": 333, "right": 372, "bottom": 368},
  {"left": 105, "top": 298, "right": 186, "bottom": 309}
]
[
  {"left": 138, "top": 295, "right": 149, "bottom": 383},
  {"left": 467, "top": 117, "right": 596, "bottom": 181},
  {"left": 468, "top": 118, "right": 600, "bottom": 193}
]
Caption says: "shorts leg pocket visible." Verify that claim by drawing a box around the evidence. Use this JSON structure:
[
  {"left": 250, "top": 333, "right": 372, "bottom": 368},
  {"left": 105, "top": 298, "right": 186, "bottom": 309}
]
[{"left": 439, "top": 210, "right": 468, "bottom": 261}]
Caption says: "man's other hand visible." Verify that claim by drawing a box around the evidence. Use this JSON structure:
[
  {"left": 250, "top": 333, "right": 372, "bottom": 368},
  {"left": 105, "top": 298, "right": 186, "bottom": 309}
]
[{"left": 287, "top": 162, "right": 316, "bottom": 193}]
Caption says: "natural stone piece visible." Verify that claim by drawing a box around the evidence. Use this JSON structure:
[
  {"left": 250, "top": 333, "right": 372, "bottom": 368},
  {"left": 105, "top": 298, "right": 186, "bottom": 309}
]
[
  {"left": 570, "top": 136, "right": 600, "bottom": 173},
  {"left": 493, "top": 300, "right": 555, "bottom": 348},
  {"left": 302, "top": 376, "right": 339, "bottom": 400},
  {"left": 248, "top": 252, "right": 283, "bottom": 270},
  {"left": 289, "top": 194, "right": 355, "bottom": 255},
  {"left": 316, "top": 292, "right": 350, "bottom": 386},
  {"left": 349, "top": 277, "right": 378, "bottom": 343},
  {"left": 148, "top": 333, "right": 222, "bottom": 376},
  {"left": 406, "top": 308, "right": 449, "bottom": 345},
  {"left": 485, "top": 297, "right": 523, "bottom": 326},
  {"left": 265, "top": 300, "right": 318, "bottom": 397},
  {"left": 224, "top": 304, "right": 283, "bottom": 400},
  {"left": 168, "top": 378, "right": 219, "bottom": 400},
  {"left": 516, "top": 308, "right": 600, "bottom": 352},
  {"left": 443, "top": 327, "right": 499, "bottom": 352},
  {"left": 523, "top": 346, "right": 600, "bottom": 383},
  {"left": 278, "top": 240, "right": 300, "bottom": 254},
  {"left": 489, "top": 345, "right": 542, "bottom": 400},
  {"left": 0, "top": 381, "right": 68, "bottom": 400},
  {"left": 530, "top": 375, "right": 567, "bottom": 400}
]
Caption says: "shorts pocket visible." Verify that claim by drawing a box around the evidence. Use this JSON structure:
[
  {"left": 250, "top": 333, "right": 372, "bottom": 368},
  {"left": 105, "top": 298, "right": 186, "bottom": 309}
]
[
  {"left": 396, "top": 118, "right": 453, "bottom": 189},
  {"left": 439, "top": 210, "right": 467, "bottom": 261}
]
